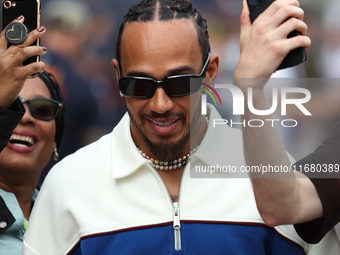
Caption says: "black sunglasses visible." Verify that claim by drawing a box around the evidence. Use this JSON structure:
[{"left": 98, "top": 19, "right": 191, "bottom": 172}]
[
  {"left": 18, "top": 96, "right": 63, "bottom": 121},
  {"left": 118, "top": 54, "right": 210, "bottom": 99}
]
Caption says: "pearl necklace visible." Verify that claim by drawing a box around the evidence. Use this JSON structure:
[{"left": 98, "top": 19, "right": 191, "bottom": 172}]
[{"left": 139, "top": 115, "right": 209, "bottom": 171}]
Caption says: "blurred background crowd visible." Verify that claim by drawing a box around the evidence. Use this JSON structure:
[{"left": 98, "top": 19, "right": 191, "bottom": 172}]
[{"left": 1, "top": 0, "right": 340, "bottom": 179}]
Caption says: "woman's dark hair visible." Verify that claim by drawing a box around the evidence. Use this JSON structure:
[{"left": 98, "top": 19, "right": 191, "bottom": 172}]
[
  {"left": 116, "top": 0, "right": 210, "bottom": 72},
  {"left": 37, "top": 70, "right": 66, "bottom": 148}
]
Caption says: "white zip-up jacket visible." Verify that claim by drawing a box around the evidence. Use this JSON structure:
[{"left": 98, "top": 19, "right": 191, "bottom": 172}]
[{"left": 22, "top": 105, "right": 340, "bottom": 255}]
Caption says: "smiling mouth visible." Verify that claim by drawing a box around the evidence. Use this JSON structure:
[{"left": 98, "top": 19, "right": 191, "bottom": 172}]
[
  {"left": 9, "top": 134, "right": 35, "bottom": 147},
  {"left": 151, "top": 120, "right": 178, "bottom": 127}
]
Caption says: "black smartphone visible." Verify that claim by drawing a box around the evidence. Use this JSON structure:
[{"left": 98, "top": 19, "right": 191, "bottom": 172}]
[
  {"left": 247, "top": 0, "right": 307, "bottom": 70},
  {"left": 1, "top": 0, "right": 40, "bottom": 66}
]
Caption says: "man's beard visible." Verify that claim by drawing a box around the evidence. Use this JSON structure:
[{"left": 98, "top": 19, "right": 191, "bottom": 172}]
[{"left": 128, "top": 109, "right": 200, "bottom": 161}]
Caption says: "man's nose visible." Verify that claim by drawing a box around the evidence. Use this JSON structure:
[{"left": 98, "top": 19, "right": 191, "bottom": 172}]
[{"left": 149, "top": 87, "right": 174, "bottom": 114}]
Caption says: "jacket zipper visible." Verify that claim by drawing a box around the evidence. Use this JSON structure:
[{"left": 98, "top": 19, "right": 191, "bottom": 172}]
[
  {"left": 173, "top": 158, "right": 193, "bottom": 251},
  {"left": 173, "top": 207, "right": 181, "bottom": 250},
  {"left": 150, "top": 159, "right": 191, "bottom": 252}
]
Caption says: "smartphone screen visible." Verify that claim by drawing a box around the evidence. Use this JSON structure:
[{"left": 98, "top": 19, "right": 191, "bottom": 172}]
[{"left": 1, "top": 0, "right": 40, "bottom": 65}]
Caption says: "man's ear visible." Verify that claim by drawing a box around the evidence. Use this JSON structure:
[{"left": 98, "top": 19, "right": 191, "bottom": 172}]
[
  {"left": 206, "top": 54, "right": 219, "bottom": 79},
  {"left": 111, "top": 59, "right": 119, "bottom": 81}
]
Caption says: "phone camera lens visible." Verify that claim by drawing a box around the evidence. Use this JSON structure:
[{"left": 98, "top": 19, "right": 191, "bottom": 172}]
[{"left": 4, "top": 1, "right": 11, "bottom": 9}]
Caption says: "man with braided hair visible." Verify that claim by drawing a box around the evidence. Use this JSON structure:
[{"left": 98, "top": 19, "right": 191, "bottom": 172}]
[{"left": 22, "top": 0, "right": 339, "bottom": 254}]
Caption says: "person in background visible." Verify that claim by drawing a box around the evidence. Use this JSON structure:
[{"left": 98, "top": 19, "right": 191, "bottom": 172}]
[
  {"left": 0, "top": 17, "right": 66, "bottom": 254},
  {"left": 0, "top": 71, "right": 66, "bottom": 255}
]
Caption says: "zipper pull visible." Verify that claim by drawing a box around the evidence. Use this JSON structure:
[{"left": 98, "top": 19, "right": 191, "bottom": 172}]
[{"left": 173, "top": 207, "right": 181, "bottom": 250}]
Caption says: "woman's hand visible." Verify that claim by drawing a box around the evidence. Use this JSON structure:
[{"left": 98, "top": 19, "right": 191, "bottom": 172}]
[{"left": 0, "top": 16, "right": 47, "bottom": 109}]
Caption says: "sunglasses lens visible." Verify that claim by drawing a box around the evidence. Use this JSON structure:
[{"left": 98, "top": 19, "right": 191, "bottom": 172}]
[
  {"left": 120, "top": 76, "right": 201, "bottom": 98},
  {"left": 166, "top": 76, "right": 199, "bottom": 96},
  {"left": 121, "top": 79, "right": 156, "bottom": 98},
  {"left": 30, "top": 99, "right": 58, "bottom": 120}
]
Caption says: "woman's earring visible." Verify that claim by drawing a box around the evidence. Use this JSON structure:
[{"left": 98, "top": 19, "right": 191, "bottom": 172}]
[{"left": 54, "top": 147, "right": 59, "bottom": 162}]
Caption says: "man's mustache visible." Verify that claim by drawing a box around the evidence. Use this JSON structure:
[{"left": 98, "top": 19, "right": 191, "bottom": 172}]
[{"left": 140, "top": 112, "right": 186, "bottom": 125}]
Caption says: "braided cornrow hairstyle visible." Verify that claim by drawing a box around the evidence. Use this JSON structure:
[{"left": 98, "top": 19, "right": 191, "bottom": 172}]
[{"left": 116, "top": 0, "right": 210, "bottom": 72}]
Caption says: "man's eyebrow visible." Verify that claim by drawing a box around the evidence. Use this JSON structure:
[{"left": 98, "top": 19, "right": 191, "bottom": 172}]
[
  {"left": 167, "top": 66, "right": 195, "bottom": 76},
  {"left": 126, "top": 71, "right": 150, "bottom": 77},
  {"left": 125, "top": 66, "right": 196, "bottom": 78}
]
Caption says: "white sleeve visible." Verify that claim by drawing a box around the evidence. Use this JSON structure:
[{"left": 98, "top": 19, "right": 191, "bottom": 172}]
[{"left": 22, "top": 159, "right": 81, "bottom": 255}]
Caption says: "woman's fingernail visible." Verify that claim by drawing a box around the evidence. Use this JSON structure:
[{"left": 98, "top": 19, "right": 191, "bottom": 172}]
[
  {"left": 41, "top": 46, "right": 47, "bottom": 52},
  {"left": 37, "top": 26, "right": 46, "bottom": 32},
  {"left": 16, "top": 15, "right": 24, "bottom": 20}
]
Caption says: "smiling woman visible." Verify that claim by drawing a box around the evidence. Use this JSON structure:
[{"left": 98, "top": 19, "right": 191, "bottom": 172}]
[{"left": 0, "top": 71, "right": 66, "bottom": 255}]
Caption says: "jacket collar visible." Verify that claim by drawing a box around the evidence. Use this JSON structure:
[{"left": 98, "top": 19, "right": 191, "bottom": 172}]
[{"left": 111, "top": 113, "right": 150, "bottom": 179}]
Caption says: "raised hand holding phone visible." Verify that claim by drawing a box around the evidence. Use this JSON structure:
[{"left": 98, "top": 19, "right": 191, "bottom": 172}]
[
  {"left": 234, "top": 0, "right": 311, "bottom": 82},
  {"left": 233, "top": 0, "right": 324, "bottom": 232},
  {"left": 2, "top": 0, "right": 41, "bottom": 65},
  {"left": 0, "top": 15, "right": 46, "bottom": 109},
  {"left": 247, "top": 0, "right": 306, "bottom": 70}
]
